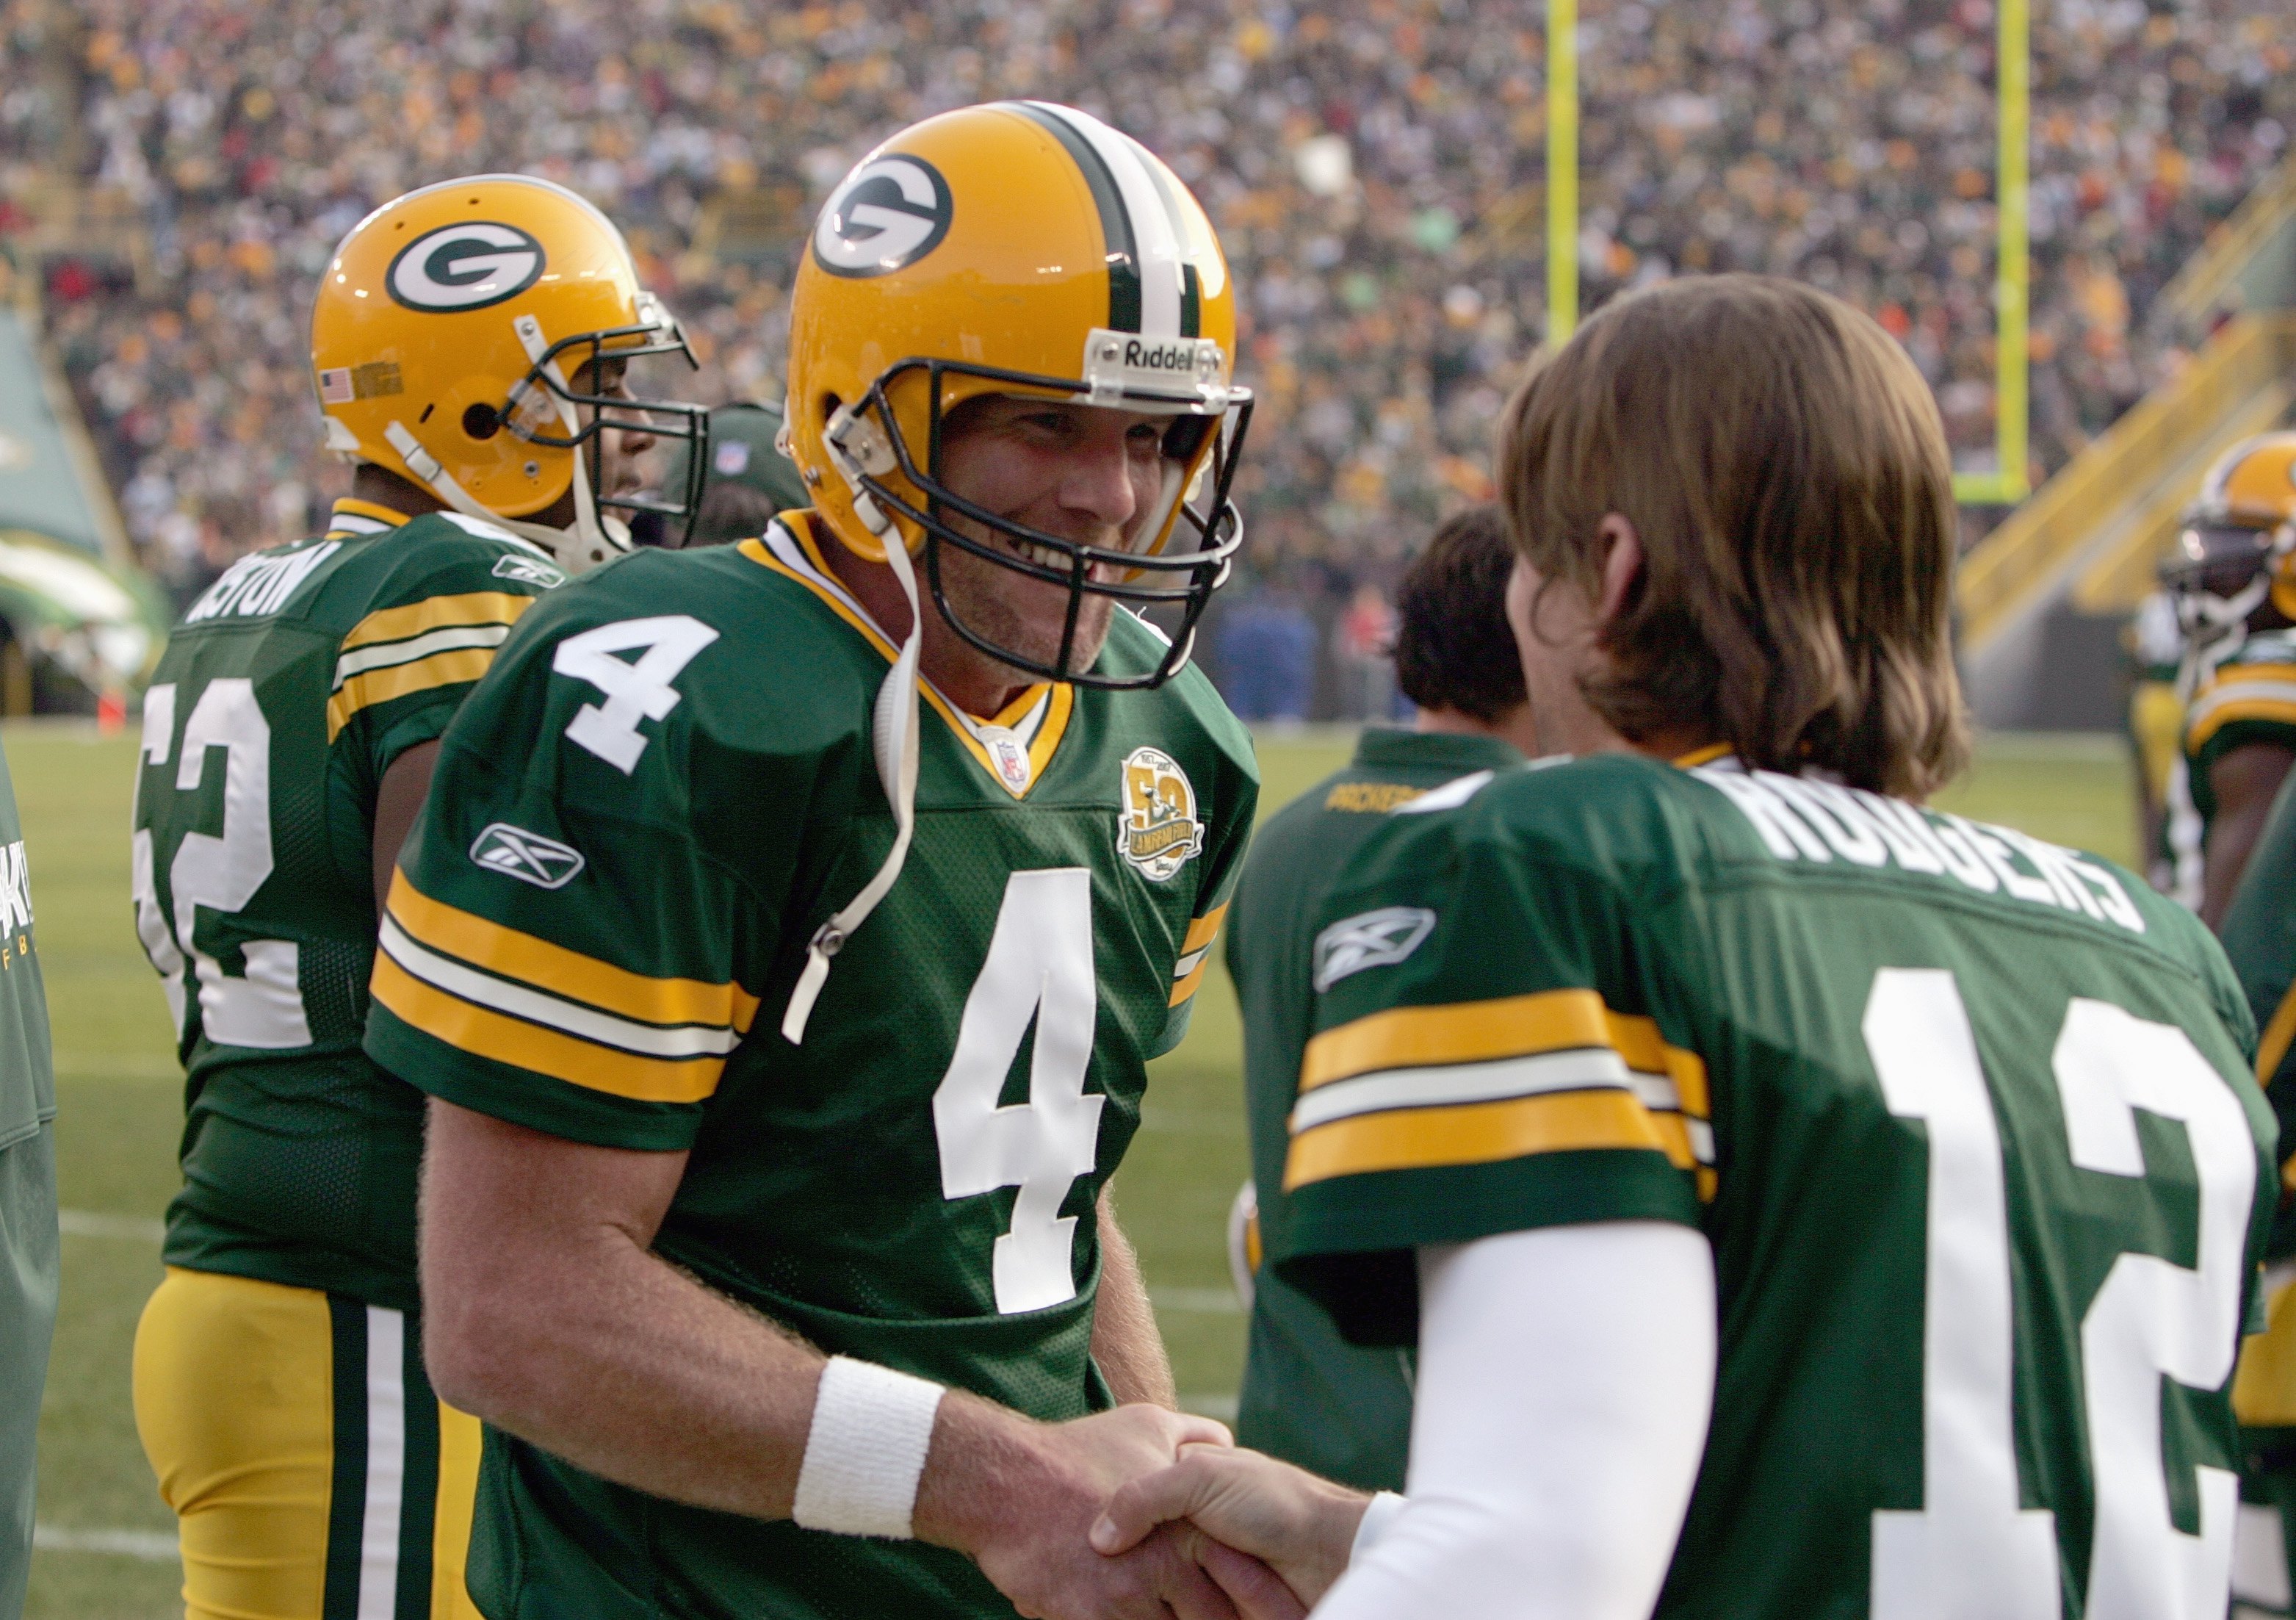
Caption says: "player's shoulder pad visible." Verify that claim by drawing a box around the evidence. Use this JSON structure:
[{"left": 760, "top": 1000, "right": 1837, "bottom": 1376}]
[
  {"left": 1310, "top": 753, "right": 1695, "bottom": 922},
  {"left": 1100, "top": 610, "right": 1260, "bottom": 785},
  {"left": 478, "top": 544, "right": 881, "bottom": 766},
  {"left": 332, "top": 511, "right": 569, "bottom": 611}
]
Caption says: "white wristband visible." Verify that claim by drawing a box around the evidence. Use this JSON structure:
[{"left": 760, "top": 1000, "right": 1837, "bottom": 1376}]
[
  {"left": 790, "top": 1356, "right": 947, "bottom": 1540},
  {"left": 1350, "top": 1491, "right": 1409, "bottom": 1566}
]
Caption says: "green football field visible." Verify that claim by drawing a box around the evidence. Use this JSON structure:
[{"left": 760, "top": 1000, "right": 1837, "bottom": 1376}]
[{"left": 9, "top": 721, "right": 2141, "bottom": 1619}]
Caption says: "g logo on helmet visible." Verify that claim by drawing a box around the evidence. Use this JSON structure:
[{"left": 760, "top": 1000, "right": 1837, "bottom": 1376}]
[
  {"left": 387, "top": 222, "right": 548, "bottom": 312},
  {"left": 812, "top": 155, "right": 953, "bottom": 279}
]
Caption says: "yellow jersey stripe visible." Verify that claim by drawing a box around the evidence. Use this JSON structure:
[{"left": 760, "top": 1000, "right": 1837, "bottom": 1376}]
[
  {"left": 379, "top": 918, "right": 740, "bottom": 1059},
  {"left": 331, "top": 497, "right": 410, "bottom": 528},
  {"left": 2187, "top": 694, "right": 2296, "bottom": 752},
  {"left": 1671, "top": 743, "right": 1732, "bottom": 768},
  {"left": 1169, "top": 957, "right": 1211, "bottom": 1009},
  {"left": 1302, "top": 988, "right": 1703, "bottom": 1113},
  {"left": 342, "top": 591, "right": 534, "bottom": 652},
  {"left": 326, "top": 647, "right": 497, "bottom": 740},
  {"left": 2198, "top": 662, "right": 2296, "bottom": 693},
  {"left": 2261, "top": 979, "right": 2296, "bottom": 1088},
  {"left": 1283, "top": 1087, "right": 1670, "bottom": 1189},
  {"left": 372, "top": 956, "right": 722, "bottom": 1104},
  {"left": 739, "top": 525, "right": 1077, "bottom": 799},
  {"left": 386, "top": 877, "right": 760, "bottom": 1035},
  {"left": 1180, "top": 904, "right": 1230, "bottom": 956}
]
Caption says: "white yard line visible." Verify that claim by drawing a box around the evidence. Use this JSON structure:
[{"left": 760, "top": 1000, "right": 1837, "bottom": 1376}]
[
  {"left": 1178, "top": 1394, "right": 1239, "bottom": 1422},
  {"left": 58, "top": 1209, "right": 165, "bottom": 1242},
  {"left": 1152, "top": 1286, "right": 1243, "bottom": 1315},
  {"left": 51, "top": 1054, "right": 180, "bottom": 1081},
  {"left": 34, "top": 1524, "right": 178, "bottom": 1560}
]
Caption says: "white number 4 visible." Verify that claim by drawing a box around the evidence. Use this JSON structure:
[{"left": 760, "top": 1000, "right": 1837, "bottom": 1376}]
[
  {"left": 935, "top": 868, "right": 1105, "bottom": 1315},
  {"left": 553, "top": 615, "right": 718, "bottom": 774}
]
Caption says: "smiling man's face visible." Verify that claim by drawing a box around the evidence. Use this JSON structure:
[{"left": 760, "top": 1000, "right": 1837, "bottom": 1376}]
[{"left": 930, "top": 393, "right": 1172, "bottom": 683}]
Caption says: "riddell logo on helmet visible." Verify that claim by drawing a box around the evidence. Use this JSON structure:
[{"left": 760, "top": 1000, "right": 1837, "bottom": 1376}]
[
  {"left": 1122, "top": 340, "right": 1201, "bottom": 373},
  {"left": 386, "top": 223, "right": 547, "bottom": 312},
  {"left": 812, "top": 155, "right": 953, "bottom": 278},
  {"left": 1082, "top": 330, "right": 1227, "bottom": 405}
]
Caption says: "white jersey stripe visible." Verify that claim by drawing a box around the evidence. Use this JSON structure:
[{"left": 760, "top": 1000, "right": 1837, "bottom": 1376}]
[
  {"left": 355, "top": 1306, "right": 405, "bottom": 1620},
  {"left": 333, "top": 623, "right": 513, "bottom": 688},
  {"left": 1290, "top": 1048, "right": 1638, "bottom": 1134},
  {"left": 1034, "top": 105, "right": 1183, "bottom": 339},
  {"left": 379, "top": 917, "right": 741, "bottom": 1058}
]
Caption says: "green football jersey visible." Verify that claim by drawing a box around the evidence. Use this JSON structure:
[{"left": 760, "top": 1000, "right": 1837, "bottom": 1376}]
[
  {"left": 2220, "top": 762, "right": 2296, "bottom": 1217},
  {"left": 132, "top": 497, "right": 565, "bottom": 1309},
  {"left": 363, "top": 516, "right": 1257, "bottom": 1620},
  {"left": 2184, "top": 627, "right": 2296, "bottom": 839},
  {"left": 0, "top": 737, "right": 57, "bottom": 1618},
  {"left": 1274, "top": 753, "right": 2275, "bottom": 1619},
  {"left": 2214, "top": 763, "right": 2296, "bottom": 1494},
  {"left": 1229, "top": 726, "right": 1520, "bottom": 1491}
]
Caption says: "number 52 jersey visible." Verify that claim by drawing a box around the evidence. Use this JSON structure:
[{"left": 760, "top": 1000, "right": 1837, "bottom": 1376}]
[
  {"left": 1274, "top": 753, "right": 2276, "bottom": 1620},
  {"left": 131, "top": 500, "right": 563, "bottom": 1306},
  {"left": 364, "top": 517, "right": 1256, "bottom": 1619}
]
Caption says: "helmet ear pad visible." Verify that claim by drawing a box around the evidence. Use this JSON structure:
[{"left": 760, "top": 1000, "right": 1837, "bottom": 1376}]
[{"left": 413, "top": 370, "right": 570, "bottom": 518}]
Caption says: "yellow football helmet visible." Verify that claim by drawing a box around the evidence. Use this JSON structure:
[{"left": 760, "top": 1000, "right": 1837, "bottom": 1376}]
[
  {"left": 784, "top": 101, "right": 1252, "bottom": 688},
  {"left": 310, "top": 173, "right": 707, "bottom": 569},
  {"left": 2161, "top": 433, "right": 2296, "bottom": 677}
]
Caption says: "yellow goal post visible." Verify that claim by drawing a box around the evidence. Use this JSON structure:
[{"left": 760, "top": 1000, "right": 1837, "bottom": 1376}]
[{"left": 1545, "top": 0, "right": 2030, "bottom": 505}]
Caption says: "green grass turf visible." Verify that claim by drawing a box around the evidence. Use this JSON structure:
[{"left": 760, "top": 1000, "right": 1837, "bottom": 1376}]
[{"left": 6, "top": 721, "right": 2137, "bottom": 1616}]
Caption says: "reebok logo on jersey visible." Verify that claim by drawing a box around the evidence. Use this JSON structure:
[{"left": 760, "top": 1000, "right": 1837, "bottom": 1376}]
[
  {"left": 469, "top": 823, "right": 585, "bottom": 890},
  {"left": 1312, "top": 906, "right": 1435, "bottom": 993},
  {"left": 492, "top": 553, "right": 566, "bottom": 589}
]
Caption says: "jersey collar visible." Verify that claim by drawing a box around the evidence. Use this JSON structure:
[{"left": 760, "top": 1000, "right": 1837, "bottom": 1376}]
[
  {"left": 325, "top": 497, "right": 411, "bottom": 537},
  {"left": 740, "top": 515, "right": 1076, "bottom": 800}
]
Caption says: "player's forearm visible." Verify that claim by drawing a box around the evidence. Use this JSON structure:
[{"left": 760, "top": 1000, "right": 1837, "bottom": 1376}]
[
  {"left": 1091, "top": 1188, "right": 1177, "bottom": 1408},
  {"left": 419, "top": 1100, "right": 1138, "bottom": 1550},
  {"left": 423, "top": 1173, "right": 829, "bottom": 1518}
]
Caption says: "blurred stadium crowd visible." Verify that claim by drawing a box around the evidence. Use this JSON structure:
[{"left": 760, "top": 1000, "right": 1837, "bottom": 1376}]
[{"left": 0, "top": 0, "right": 2291, "bottom": 713}]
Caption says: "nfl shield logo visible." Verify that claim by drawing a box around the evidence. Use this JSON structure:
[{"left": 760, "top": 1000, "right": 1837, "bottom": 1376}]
[{"left": 981, "top": 727, "right": 1033, "bottom": 793}]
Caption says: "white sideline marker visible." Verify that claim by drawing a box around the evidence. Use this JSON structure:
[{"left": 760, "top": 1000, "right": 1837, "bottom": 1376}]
[
  {"left": 35, "top": 1525, "right": 178, "bottom": 1560},
  {"left": 58, "top": 1209, "right": 165, "bottom": 1242}
]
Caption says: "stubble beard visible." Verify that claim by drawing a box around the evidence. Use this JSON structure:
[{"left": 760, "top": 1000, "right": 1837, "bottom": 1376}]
[{"left": 933, "top": 514, "right": 1121, "bottom": 683}]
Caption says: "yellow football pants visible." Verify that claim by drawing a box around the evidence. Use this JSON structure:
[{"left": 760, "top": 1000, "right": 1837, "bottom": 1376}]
[{"left": 133, "top": 1267, "right": 485, "bottom": 1620}]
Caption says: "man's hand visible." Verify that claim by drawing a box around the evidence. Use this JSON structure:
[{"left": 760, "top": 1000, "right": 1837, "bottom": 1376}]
[
  {"left": 923, "top": 1401, "right": 1292, "bottom": 1620},
  {"left": 1091, "top": 1444, "right": 1369, "bottom": 1612}
]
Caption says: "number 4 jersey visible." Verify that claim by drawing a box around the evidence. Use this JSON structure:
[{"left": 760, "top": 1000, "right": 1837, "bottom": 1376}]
[
  {"left": 363, "top": 515, "right": 1256, "bottom": 1619},
  {"left": 133, "top": 497, "right": 566, "bottom": 1308},
  {"left": 1273, "top": 752, "right": 2275, "bottom": 1620}
]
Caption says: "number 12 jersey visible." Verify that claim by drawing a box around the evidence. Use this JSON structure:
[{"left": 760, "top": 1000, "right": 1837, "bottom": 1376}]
[{"left": 1274, "top": 752, "right": 2276, "bottom": 1619}]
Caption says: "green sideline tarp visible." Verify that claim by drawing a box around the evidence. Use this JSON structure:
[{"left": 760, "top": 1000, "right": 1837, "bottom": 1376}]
[
  {"left": 0, "top": 312, "right": 107, "bottom": 559},
  {"left": 0, "top": 529, "right": 164, "bottom": 693}
]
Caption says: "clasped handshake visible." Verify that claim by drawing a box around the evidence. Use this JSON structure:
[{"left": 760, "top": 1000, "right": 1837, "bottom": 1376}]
[{"left": 953, "top": 1403, "right": 1370, "bottom": 1620}]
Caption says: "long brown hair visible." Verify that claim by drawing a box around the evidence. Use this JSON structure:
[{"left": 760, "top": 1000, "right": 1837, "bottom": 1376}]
[{"left": 1497, "top": 274, "right": 1968, "bottom": 798}]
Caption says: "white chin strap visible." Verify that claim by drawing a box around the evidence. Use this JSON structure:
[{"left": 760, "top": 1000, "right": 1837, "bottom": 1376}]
[
  {"left": 379, "top": 314, "right": 632, "bottom": 575},
  {"left": 780, "top": 407, "right": 922, "bottom": 1045}
]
